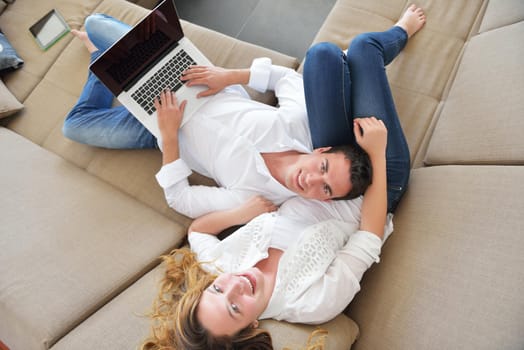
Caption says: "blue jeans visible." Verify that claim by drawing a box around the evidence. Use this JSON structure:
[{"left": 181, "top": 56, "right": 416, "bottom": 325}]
[
  {"left": 303, "top": 27, "right": 411, "bottom": 212},
  {"left": 63, "top": 14, "right": 157, "bottom": 149}
]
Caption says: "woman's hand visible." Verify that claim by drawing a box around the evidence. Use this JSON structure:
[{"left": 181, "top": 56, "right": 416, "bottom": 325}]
[
  {"left": 353, "top": 117, "right": 387, "bottom": 160},
  {"left": 234, "top": 195, "right": 278, "bottom": 224},
  {"left": 154, "top": 90, "right": 187, "bottom": 141},
  {"left": 181, "top": 65, "right": 249, "bottom": 97},
  {"left": 354, "top": 117, "right": 388, "bottom": 239},
  {"left": 188, "top": 196, "right": 277, "bottom": 236}
]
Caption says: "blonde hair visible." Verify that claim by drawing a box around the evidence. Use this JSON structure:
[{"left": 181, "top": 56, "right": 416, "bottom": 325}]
[
  {"left": 141, "top": 247, "right": 273, "bottom": 349},
  {"left": 141, "top": 247, "right": 326, "bottom": 350}
]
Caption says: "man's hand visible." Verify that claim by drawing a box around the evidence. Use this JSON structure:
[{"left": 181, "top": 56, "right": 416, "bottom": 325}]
[
  {"left": 154, "top": 90, "right": 186, "bottom": 165},
  {"left": 154, "top": 90, "right": 187, "bottom": 141},
  {"left": 353, "top": 117, "right": 387, "bottom": 160},
  {"left": 181, "top": 65, "right": 250, "bottom": 98}
]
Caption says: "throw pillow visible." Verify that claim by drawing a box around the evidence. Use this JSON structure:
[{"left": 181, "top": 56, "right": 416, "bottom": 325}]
[
  {"left": 0, "top": 79, "right": 23, "bottom": 118},
  {"left": 0, "top": 32, "right": 24, "bottom": 73}
]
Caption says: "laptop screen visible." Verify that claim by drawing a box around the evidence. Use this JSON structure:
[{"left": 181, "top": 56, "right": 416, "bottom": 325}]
[{"left": 90, "top": 0, "right": 183, "bottom": 96}]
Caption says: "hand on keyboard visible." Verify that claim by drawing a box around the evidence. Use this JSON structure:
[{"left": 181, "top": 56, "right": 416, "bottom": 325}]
[
  {"left": 182, "top": 65, "right": 239, "bottom": 98},
  {"left": 154, "top": 90, "right": 187, "bottom": 142}
]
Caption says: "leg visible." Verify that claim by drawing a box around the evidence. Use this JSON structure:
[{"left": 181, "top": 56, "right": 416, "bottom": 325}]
[
  {"left": 63, "top": 15, "right": 157, "bottom": 149},
  {"left": 304, "top": 33, "right": 410, "bottom": 211},
  {"left": 348, "top": 5, "right": 425, "bottom": 212},
  {"left": 304, "top": 5, "right": 425, "bottom": 212},
  {"left": 348, "top": 28, "right": 410, "bottom": 212},
  {"left": 347, "top": 27, "right": 418, "bottom": 211},
  {"left": 303, "top": 42, "right": 353, "bottom": 148},
  {"left": 84, "top": 13, "right": 132, "bottom": 53}
]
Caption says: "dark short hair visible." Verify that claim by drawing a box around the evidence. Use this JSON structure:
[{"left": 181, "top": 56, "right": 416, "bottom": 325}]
[{"left": 326, "top": 145, "right": 372, "bottom": 200}]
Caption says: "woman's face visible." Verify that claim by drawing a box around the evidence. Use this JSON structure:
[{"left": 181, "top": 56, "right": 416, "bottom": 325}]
[{"left": 197, "top": 267, "right": 271, "bottom": 336}]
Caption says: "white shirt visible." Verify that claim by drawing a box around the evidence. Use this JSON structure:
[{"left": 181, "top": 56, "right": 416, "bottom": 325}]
[
  {"left": 156, "top": 58, "right": 313, "bottom": 218},
  {"left": 189, "top": 196, "right": 394, "bottom": 324}
]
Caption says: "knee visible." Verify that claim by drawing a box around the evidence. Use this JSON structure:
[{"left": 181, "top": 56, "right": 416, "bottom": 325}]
[
  {"left": 62, "top": 115, "right": 78, "bottom": 142},
  {"left": 306, "top": 42, "right": 342, "bottom": 65},
  {"left": 348, "top": 33, "right": 378, "bottom": 54},
  {"left": 84, "top": 13, "right": 103, "bottom": 32},
  {"left": 84, "top": 13, "right": 115, "bottom": 37},
  {"left": 62, "top": 109, "right": 89, "bottom": 144}
]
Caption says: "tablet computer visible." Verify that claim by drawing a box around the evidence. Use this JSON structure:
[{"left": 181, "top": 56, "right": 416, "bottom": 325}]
[{"left": 29, "top": 9, "right": 70, "bottom": 51}]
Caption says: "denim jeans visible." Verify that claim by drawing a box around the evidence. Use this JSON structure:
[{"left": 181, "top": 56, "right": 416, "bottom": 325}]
[
  {"left": 63, "top": 14, "right": 157, "bottom": 149},
  {"left": 303, "top": 27, "right": 411, "bottom": 212}
]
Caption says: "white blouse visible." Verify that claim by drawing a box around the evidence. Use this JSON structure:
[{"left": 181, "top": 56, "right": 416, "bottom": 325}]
[{"left": 188, "top": 196, "right": 393, "bottom": 324}]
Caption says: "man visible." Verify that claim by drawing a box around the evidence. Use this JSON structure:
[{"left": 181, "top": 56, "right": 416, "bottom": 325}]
[
  {"left": 64, "top": 16, "right": 371, "bottom": 220},
  {"left": 154, "top": 58, "right": 371, "bottom": 218}
]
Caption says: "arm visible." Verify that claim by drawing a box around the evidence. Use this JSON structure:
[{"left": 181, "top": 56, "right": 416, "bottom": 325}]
[
  {"left": 154, "top": 90, "right": 186, "bottom": 165},
  {"left": 284, "top": 230, "right": 382, "bottom": 324},
  {"left": 183, "top": 59, "right": 306, "bottom": 116},
  {"left": 248, "top": 57, "right": 306, "bottom": 111},
  {"left": 246, "top": 57, "right": 309, "bottom": 136},
  {"left": 276, "top": 118, "right": 387, "bottom": 324},
  {"left": 353, "top": 117, "right": 388, "bottom": 239},
  {"left": 156, "top": 164, "right": 259, "bottom": 218},
  {"left": 181, "top": 65, "right": 250, "bottom": 97},
  {"left": 180, "top": 58, "right": 301, "bottom": 96},
  {"left": 188, "top": 195, "right": 277, "bottom": 236}
]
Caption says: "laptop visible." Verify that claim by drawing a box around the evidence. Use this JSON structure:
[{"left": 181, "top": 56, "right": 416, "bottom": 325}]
[{"left": 90, "top": 0, "right": 213, "bottom": 138}]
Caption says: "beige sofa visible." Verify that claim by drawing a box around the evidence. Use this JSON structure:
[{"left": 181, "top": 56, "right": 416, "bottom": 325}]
[{"left": 1, "top": 0, "right": 523, "bottom": 349}]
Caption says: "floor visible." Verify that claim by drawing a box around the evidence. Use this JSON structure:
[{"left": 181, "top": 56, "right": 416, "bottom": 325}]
[{"left": 174, "top": 0, "right": 337, "bottom": 61}]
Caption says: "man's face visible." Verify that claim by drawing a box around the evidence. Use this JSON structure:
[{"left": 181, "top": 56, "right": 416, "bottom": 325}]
[{"left": 285, "top": 147, "right": 352, "bottom": 200}]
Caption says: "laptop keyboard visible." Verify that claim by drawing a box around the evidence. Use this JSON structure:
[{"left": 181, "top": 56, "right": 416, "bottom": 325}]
[{"left": 131, "top": 49, "right": 197, "bottom": 115}]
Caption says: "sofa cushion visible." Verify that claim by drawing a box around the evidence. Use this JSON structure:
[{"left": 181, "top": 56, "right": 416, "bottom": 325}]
[
  {"left": 478, "top": 0, "right": 524, "bottom": 33},
  {"left": 50, "top": 266, "right": 163, "bottom": 350},
  {"left": 50, "top": 265, "right": 359, "bottom": 350},
  {"left": 0, "top": 0, "right": 103, "bottom": 101},
  {"left": 307, "top": 0, "right": 484, "bottom": 166},
  {"left": 0, "top": 78, "right": 23, "bottom": 118},
  {"left": 345, "top": 165, "right": 524, "bottom": 350},
  {"left": 425, "top": 21, "right": 524, "bottom": 165},
  {"left": 0, "top": 127, "right": 186, "bottom": 350}
]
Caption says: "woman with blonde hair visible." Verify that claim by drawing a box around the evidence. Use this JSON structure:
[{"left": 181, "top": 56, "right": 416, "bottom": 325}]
[
  {"left": 141, "top": 5, "right": 425, "bottom": 349},
  {"left": 141, "top": 247, "right": 274, "bottom": 349}
]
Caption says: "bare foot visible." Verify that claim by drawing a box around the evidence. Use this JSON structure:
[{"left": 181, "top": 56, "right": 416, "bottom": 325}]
[
  {"left": 395, "top": 4, "right": 426, "bottom": 38},
  {"left": 71, "top": 29, "right": 98, "bottom": 53}
]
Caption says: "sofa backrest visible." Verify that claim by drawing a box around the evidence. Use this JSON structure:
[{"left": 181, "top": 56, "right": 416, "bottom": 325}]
[{"left": 423, "top": 0, "right": 524, "bottom": 166}]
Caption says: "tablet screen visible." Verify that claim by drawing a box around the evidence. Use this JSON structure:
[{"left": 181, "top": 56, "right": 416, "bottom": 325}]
[{"left": 29, "top": 9, "right": 70, "bottom": 50}]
